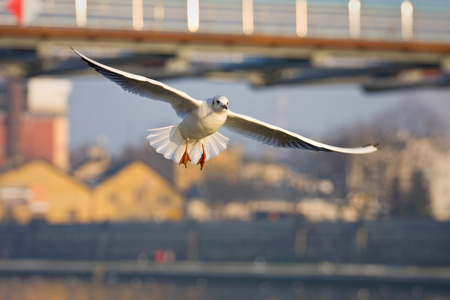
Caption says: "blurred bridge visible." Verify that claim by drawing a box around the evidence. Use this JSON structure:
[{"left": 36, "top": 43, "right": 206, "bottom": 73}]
[{"left": 1, "top": 0, "right": 450, "bottom": 90}]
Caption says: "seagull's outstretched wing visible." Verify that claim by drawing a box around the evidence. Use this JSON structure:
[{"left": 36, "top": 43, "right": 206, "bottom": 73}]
[
  {"left": 225, "top": 111, "right": 378, "bottom": 154},
  {"left": 73, "top": 49, "right": 202, "bottom": 118}
]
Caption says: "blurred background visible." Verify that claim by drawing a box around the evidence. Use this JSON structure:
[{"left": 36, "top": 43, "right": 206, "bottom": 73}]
[{"left": 1, "top": 0, "right": 450, "bottom": 299}]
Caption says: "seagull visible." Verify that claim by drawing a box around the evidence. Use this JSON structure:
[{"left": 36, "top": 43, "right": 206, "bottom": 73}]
[{"left": 74, "top": 49, "right": 378, "bottom": 170}]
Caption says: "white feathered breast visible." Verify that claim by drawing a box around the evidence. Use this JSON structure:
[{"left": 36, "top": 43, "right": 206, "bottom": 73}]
[{"left": 179, "top": 102, "right": 227, "bottom": 140}]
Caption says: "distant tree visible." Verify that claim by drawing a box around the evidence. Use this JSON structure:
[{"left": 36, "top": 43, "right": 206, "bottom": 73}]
[
  {"left": 333, "top": 99, "right": 448, "bottom": 145},
  {"left": 374, "top": 99, "right": 448, "bottom": 138},
  {"left": 388, "top": 170, "right": 431, "bottom": 218},
  {"left": 289, "top": 99, "right": 447, "bottom": 220},
  {"left": 389, "top": 176, "right": 403, "bottom": 218},
  {"left": 406, "top": 170, "right": 431, "bottom": 218}
]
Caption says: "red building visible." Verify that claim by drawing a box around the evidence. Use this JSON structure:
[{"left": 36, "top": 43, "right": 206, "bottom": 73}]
[{"left": 0, "top": 78, "right": 71, "bottom": 170}]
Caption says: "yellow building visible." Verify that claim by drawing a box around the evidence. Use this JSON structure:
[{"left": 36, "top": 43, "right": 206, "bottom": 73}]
[
  {"left": 0, "top": 160, "right": 184, "bottom": 224},
  {"left": 0, "top": 160, "right": 91, "bottom": 224},
  {"left": 92, "top": 161, "right": 184, "bottom": 222}
]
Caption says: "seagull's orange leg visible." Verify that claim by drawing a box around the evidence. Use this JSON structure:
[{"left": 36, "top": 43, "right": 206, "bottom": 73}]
[
  {"left": 179, "top": 140, "right": 191, "bottom": 168},
  {"left": 197, "top": 143, "right": 207, "bottom": 170}
]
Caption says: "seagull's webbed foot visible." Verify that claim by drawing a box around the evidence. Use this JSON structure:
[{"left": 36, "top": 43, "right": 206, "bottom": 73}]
[
  {"left": 179, "top": 140, "right": 191, "bottom": 168},
  {"left": 197, "top": 143, "right": 206, "bottom": 170}
]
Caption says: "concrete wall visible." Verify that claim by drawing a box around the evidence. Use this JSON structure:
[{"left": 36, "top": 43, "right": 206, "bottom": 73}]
[{"left": 1, "top": 220, "right": 449, "bottom": 266}]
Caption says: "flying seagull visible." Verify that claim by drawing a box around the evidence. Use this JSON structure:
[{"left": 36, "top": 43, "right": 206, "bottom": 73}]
[{"left": 74, "top": 50, "right": 378, "bottom": 170}]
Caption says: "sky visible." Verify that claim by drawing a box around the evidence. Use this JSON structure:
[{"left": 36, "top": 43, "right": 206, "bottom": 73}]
[{"left": 67, "top": 75, "right": 450, "bottom": 156}]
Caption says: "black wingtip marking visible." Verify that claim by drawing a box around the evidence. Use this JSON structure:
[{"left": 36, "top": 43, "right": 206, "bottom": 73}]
[{"left": 363, "top": 143, "right": 380, "bottom": 149}]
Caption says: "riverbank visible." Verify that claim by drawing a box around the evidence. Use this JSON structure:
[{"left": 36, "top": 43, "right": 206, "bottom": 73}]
[{"left": 1, "top": 260, "right": 449, "bottom": 287}]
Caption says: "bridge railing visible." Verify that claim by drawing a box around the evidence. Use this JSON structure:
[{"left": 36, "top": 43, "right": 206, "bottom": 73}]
[{"left": 0, "top": 0, "right": 449, "bottom": 43}]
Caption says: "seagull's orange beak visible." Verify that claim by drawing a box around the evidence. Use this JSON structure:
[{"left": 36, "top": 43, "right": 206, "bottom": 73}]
[{"left": 221, "top": 104, "right": 228, "bottom": 110}]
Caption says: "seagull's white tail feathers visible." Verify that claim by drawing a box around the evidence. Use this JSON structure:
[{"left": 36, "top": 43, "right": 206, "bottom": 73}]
[
  {"left": 146, "top": 126, "right": 230, "bottom": 164},
  {"left": 146, "top": 126, "right": 181, "bottom": 161},
  {"left": 188, "top": 131, "right": 230, "bottom": 163}
]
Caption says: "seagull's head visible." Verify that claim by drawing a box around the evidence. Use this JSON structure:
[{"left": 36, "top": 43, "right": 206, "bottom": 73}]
[{"left": 209, "top": 95, "right": 229, "bottom": 112}]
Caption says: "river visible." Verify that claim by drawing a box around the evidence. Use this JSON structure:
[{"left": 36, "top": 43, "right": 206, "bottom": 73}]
[{"left": 1, "top": 275, "right": 449, "bottom": 300}]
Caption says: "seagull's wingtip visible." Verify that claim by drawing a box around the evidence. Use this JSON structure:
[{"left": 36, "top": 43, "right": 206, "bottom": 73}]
[
  {"left": 355, "top": 143, "right": 379, "bottom": 154},
  {"left": 365, "top": 143, "right": 380, "bottom": 153},
  {"left": 372, "top": 143, "right": 381, "bottom": 151},
  {"left": 71, "top": 47, "right": 85, "bottom": 59},
  {"left": 364, "top": 143, "right": 380, "bottom": 149}
]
